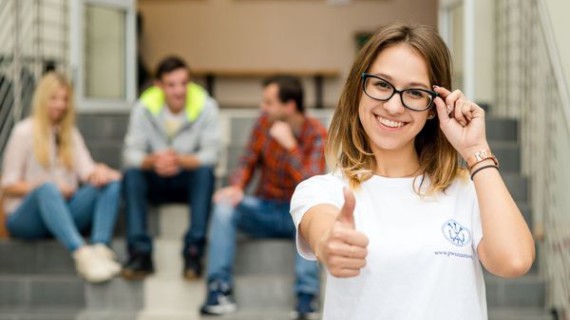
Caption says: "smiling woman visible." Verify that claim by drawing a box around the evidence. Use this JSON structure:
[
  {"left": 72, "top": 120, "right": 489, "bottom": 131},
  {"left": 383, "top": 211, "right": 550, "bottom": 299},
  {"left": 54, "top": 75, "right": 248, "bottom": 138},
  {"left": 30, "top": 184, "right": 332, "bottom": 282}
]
[{"left": 289, "top": 22, "right": 535, "bottom": 320}]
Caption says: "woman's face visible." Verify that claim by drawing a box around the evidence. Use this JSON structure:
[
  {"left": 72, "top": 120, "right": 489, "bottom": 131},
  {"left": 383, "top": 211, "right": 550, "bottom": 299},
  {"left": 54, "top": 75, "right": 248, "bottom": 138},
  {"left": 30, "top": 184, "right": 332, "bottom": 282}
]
[
  {"left": 47, "top": 85, "right": 68, "bottom": 124},
  {"left": 358, "top": 43, "right": 432, "bottom": 156}
]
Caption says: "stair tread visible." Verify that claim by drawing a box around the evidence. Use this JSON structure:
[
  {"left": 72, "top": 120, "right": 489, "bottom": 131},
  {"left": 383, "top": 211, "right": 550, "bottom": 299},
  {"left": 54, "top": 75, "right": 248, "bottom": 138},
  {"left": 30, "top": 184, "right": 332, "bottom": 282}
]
[{"left": 488, "top": 307, "right": 553, "bottom": 320}]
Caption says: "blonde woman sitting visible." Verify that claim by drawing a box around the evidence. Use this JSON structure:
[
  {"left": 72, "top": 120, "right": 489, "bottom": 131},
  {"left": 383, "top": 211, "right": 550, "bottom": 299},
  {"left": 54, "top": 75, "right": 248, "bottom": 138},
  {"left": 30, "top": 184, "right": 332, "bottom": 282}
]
[{"left": 1, "top": 72, "right": 122, "bottom": 283}]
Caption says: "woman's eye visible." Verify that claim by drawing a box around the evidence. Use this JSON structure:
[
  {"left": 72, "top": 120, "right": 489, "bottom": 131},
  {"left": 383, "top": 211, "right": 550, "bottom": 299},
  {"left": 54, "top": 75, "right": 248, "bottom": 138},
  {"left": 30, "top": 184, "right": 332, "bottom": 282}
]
[
  {"left": 373, "top": 80, "right": 391, "bottom": 90},
  {"left": 406, "top": 89, "right": 426, "bottom": 98}
]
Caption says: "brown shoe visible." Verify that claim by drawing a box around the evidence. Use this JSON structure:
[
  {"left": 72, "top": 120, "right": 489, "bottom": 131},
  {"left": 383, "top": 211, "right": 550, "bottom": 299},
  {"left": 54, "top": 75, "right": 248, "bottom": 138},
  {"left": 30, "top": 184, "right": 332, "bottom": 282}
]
[
  {"left": 121, "top": 253, "right": 154, "bottom": 280},
  {"left": 183, "top": 255, "right": 202, "bottom": 280}
]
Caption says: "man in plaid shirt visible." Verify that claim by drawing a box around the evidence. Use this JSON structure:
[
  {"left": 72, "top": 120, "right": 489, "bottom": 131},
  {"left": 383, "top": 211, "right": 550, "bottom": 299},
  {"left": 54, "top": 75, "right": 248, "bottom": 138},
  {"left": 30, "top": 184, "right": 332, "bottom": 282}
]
[{"left": 201, "top": 75, "right": 327, "bottom": 319}]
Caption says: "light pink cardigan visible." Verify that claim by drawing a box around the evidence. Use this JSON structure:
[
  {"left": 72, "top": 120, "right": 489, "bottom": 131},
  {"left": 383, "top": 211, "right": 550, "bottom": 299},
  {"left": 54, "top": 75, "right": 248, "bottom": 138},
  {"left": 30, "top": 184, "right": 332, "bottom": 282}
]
[{"left": 1, "top": 118, "right": 96, "bottom": 215}]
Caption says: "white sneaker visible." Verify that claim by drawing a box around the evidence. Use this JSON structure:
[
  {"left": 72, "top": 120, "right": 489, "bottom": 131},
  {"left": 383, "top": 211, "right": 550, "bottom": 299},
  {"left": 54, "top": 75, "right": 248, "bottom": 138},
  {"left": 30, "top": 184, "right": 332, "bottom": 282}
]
[
  {"left": 91, "top": 244, "right": 121, "bottom": 276},
  {"left": 73, "top": 246, "right": 115, "bottom": 283}
]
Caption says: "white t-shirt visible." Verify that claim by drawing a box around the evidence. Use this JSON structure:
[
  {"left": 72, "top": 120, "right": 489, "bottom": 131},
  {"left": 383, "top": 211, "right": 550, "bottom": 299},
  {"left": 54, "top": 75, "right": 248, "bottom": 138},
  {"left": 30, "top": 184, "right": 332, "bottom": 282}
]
[
  {"left": 163, "top": 107, "right": 186, "bottom": 139},
  {"left": 291, "top": 172, "right": 487, "bottom": 320}
]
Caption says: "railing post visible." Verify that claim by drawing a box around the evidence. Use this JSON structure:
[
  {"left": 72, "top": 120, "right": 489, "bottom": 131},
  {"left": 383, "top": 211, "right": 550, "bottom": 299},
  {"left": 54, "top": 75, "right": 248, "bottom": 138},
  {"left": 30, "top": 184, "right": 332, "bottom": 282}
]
[{"left": 12, "top": 0, "right": 21, "bottom": 122}]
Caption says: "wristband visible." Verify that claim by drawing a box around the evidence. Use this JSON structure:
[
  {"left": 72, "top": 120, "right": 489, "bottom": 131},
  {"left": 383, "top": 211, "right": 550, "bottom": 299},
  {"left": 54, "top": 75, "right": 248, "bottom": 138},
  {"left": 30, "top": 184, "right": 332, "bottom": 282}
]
[
  {"left": 467, "top": 149, "right": 499, "bottom": 170},
  {"left": 470, "top": 164, "right": 498, "bottom": 180}
]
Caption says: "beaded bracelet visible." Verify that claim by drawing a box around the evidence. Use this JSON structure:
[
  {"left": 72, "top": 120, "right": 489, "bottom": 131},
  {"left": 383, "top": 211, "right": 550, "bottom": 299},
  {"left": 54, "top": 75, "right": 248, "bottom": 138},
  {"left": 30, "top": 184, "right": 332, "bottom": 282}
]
[{"left": 470, "top": 164, "right": 498, "bottom": 181}]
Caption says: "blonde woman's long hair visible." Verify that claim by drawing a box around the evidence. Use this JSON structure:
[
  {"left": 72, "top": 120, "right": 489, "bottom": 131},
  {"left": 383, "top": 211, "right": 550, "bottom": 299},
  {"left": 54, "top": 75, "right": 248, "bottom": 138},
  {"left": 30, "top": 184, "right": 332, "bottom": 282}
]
[
  {"left": 32, "top": 72, "right": 76, "bottom": 169},
  {"left": 327, "top": 23, "right": 461, "bottom": 194}
]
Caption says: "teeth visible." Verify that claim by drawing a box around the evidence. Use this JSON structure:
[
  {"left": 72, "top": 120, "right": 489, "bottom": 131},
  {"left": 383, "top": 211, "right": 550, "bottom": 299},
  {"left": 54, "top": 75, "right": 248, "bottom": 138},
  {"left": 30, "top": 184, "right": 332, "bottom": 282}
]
[{"left": 377, "top": 116, "right": 404, "bottom": 128}]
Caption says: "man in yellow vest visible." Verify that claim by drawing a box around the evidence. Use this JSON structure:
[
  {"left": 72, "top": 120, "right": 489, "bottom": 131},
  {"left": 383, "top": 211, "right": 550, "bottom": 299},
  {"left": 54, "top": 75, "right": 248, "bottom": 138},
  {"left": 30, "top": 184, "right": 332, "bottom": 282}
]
[{"left": 121, "top": 56, "right": 220, "bottom": 280}]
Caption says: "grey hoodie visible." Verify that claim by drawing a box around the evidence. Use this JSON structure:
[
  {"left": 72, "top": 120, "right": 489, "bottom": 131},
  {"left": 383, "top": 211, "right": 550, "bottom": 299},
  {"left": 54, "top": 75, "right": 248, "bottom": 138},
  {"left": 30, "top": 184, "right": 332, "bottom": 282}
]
[{"left": 122, "top": 86, "right": 221, "bottom": 169}]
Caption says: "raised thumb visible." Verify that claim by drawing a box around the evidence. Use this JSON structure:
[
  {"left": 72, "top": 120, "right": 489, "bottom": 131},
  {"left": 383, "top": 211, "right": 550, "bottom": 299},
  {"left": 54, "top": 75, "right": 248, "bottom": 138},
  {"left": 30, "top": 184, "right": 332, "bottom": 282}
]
[{"left": 337, "top": 187, "right": 356, "bottom": 229}]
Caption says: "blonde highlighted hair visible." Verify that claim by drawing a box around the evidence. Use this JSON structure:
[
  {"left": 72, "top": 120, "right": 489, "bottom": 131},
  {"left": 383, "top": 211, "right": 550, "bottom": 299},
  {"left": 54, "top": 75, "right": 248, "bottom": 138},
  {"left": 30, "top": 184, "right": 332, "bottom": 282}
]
[
  {"left": 32, "top": 72, "right": 76, "bottom": 169},
  {"left": 327, "top": 23, "right": 462, "bottom": 194}
]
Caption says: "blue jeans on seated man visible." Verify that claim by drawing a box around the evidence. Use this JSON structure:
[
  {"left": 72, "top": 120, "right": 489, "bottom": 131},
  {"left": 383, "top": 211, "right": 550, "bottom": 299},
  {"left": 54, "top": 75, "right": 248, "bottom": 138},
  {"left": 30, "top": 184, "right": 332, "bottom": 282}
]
[
  {"left": 7, "top": 181, "right": 121, "bottom": 252},
  {"left": 202, "top": 195, "right": 320, "bottom": 315},
  {"left": 122, "top": 166, "right": 214, "bottom": 259}
]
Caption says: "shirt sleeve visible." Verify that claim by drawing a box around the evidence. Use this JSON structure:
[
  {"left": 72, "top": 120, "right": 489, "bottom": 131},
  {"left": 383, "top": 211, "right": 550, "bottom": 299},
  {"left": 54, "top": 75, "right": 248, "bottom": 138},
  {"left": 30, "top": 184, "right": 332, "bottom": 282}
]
[
  {"left": 284, "top": 124, "right": 327, "bottom": 184},
  {"left": 0, "top": 123, "right": 28, "bottom": 188},
  {"left": 229, "top": 116, "right": 265, "bottom": 189},
  {"left": 195, "top": 97, "right": 221, "bottom": 166},
  {"left": 123, "top": 103, "right": 151, "bottom": 168},
  {"left": 290, "top": 173, "right": 345, "bottom": 260},
  {"left": 72, "top": 128, "right": 96, "bottom": 182}
]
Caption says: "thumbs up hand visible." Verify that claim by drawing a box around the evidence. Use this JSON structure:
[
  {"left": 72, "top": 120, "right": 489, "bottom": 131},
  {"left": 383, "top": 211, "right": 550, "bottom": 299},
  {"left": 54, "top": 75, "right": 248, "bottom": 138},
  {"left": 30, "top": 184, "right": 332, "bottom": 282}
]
[{"left": 316, "top": 188, "right": 369, "bottom": 278}]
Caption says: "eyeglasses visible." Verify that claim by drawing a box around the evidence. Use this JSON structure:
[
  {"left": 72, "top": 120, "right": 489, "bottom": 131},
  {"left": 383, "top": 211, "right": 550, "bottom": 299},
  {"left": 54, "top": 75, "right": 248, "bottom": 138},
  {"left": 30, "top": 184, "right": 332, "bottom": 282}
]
[{"left": 361, "top": 73, "right": 438, "bottom": 111}]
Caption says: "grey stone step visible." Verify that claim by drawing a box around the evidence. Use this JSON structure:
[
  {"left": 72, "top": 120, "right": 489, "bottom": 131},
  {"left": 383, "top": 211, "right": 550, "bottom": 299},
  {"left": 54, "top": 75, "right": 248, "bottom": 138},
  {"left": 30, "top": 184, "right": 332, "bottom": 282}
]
[
  {"left": 82, "top": 141, "right": 123, "bottom": 170},
  {"left": 235, "top": 239, "right": 297, "bottom": 276},
  {"left": 76, "top": 311, "right": 138, "bottom": 320},
  {"left": 200, "top": 310, "right": 295, "bottom": 320},
  {"left": 0, "top": 240, "right": 75, "bottom": 274},
  {"left": 485, "top": 274, "right": 545, "bottom": 308},
  {"left": 488, "top": 141, "right": 521, "bottom": 173},
  {"left": 234, "top": 275, "right": 295, "bottom": 310},
  {"left": 0, "top": 239, "right": 129, "bottom": 275},
  {"left": 502, "top": 173, "right": 528, "bottom": 203},
  {"left": 486, "top": 118, "right": 518, "bottom": 143},
  {"left": 76, "top": 114, "right": 129, "bottom": 141},
  {"left": 0, "top": 308, "right": 79, "bottom": 320},
  {"left": 0, "top": 275, "right": 85, "bottom": 309},
  {"left": 488, "top": 307, "right": 553, "bottom": 320},
  {"left": 84, "top": 278, "right": 144, "bottom": 312}
]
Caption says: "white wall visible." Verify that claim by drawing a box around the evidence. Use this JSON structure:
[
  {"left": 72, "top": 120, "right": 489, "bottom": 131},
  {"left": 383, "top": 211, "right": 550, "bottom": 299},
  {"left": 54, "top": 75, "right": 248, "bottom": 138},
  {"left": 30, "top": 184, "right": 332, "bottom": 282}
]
[
  {"left": 473, "top": 0, "right": 494, "bottom": 105},
  {"left": 138, "top": 0, "right": 438, "bottom": 108},
  {"left": 544, "top": 0, "right": 570, "bottom": 96}
]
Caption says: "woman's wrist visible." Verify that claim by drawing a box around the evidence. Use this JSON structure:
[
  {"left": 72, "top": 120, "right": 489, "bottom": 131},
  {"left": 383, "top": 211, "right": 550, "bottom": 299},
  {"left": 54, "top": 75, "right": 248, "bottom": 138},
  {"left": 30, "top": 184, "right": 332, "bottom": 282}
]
[{"left": 460, "top": 143, "right": 491, "bottom": 163}]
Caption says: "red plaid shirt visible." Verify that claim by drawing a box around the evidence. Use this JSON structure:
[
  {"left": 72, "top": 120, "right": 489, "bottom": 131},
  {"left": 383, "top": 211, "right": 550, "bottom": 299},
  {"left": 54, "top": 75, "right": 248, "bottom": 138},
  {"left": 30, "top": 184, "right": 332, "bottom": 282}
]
[{"left": 230, "top": 114, "right": 327, "bottom": 201}]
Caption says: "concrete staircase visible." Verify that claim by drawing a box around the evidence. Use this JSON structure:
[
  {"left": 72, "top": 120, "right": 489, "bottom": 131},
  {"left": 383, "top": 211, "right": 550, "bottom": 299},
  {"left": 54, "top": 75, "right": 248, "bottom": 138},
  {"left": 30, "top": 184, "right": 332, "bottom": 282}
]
[
  {"left": 484, "top": 118, "right": 551, "bottom": 320},
  {"left": 0, "top": 111, "right": 554, "bottom": 320}
]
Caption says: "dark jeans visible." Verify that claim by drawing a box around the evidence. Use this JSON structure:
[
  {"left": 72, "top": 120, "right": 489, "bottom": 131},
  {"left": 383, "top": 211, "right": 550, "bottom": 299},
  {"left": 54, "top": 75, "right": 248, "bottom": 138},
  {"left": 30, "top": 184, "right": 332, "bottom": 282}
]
[
  {"left": 206, "top": 196, "right": 320, "bottom": 295},
  {"left": 123, "top": 166, "right": 214, "bottom": 257}
]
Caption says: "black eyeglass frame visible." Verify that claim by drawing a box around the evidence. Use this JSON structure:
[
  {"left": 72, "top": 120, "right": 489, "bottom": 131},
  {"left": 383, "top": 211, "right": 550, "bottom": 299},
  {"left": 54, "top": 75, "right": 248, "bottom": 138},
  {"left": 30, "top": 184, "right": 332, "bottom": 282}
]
[{"left": 361, "top": 73, "right": 439, "bottom": 111}]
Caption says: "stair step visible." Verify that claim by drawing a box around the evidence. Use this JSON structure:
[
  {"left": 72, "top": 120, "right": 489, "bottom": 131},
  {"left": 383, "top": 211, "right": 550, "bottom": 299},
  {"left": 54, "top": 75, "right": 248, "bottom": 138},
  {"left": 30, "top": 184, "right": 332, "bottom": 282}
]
[
  {"left": 84, "top": 278, "right": 144, "bottom": 311},
  {"left": 202, "top": 310, "right": 294, "bottom": 320},
  {"left": 488, "top": 307, "right": 553, "bottom": 320},
  {"left": 138, "top": 310, "right": 200, "bottom": 320},
  {"left": 502, "top": 173, "right": 528, "bottom": 203},
  {"left": 77, "top": 114, "right": 129, "bottom": 141},
  {"left": 0, "top": 239, "right": 129, "bottom": 275},
  {"left": 0, "top": 275, "right": 85, "bottom": 309},
  {"left": 485, "top": 274, "right": 545, "bottom": 308},
  {"left": 234, "top": 275, "right": 295, "bottom": 310},
  {"left": 76, "top": 311, "right": 138, "bottom": 320},
  {"left": 486, "top": 118, "right": 518, "bottom": 143},
  {"left": 0, "top": 308, "right": 80, "bottom": 320},
  {"left": 143, "top": 278, "right": 204, "bottom": 312},
  {"left": 235, "top": 239, "right": 296, "bottom": 276},
  {"left": 488, "top": 141, "right": 520, "bottom": 173},
  {"left": 139, "top": 310, "right": 296, "bottom": 320},
  {"left": 0, "top": 240, "right": 75, "bottom": 274}
]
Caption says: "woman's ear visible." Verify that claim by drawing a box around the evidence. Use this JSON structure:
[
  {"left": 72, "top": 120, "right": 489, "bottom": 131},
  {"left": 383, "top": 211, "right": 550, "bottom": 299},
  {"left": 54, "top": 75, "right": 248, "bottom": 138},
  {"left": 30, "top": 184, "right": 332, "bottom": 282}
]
[{"left": 427, "top": 112, "right": 436, "bottom": 120}]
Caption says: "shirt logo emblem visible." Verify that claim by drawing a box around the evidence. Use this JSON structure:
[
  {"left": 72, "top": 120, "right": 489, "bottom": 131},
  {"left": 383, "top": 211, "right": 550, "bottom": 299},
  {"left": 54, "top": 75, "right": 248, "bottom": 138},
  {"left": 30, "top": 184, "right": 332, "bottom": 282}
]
[{"left": 442, "top": 219, "right": 471, "bottom": 247}]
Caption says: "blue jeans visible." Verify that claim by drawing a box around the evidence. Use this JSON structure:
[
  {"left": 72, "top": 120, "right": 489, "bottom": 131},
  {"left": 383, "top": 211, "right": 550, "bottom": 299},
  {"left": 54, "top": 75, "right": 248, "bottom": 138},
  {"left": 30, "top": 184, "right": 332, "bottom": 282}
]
[
  {"left": 206, "top": 196, "right": 320, "bottom": 296},
  {"left": 123, "top": 167, "right": 214, "bottom": 256},
  {"left": 7, "top": 181, "right": 121, "bottom": 252}
]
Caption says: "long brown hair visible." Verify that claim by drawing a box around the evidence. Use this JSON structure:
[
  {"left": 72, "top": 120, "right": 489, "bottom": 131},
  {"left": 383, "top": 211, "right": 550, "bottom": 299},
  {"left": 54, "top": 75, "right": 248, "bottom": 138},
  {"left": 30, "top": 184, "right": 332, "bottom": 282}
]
[
  {"left": 32, "top": 72, "right": 76, "bottom": 169},
  {"left": 327, "top": 23, "right": 462, "bottom": 194}
]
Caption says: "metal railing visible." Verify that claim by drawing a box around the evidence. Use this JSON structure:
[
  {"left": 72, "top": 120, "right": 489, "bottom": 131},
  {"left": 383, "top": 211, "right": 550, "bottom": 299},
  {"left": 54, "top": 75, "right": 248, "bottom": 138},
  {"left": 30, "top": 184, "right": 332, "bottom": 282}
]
[
  {"left": 0, "top": 0, "right": 68, "bottom": 162},
  {"left": 495, "top": 0, "right": 570, "bottom": 316}
]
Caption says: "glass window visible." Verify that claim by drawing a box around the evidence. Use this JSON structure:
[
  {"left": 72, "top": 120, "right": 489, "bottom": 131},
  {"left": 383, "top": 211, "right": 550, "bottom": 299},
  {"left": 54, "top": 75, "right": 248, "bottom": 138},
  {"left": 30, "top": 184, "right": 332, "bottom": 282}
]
[{"left": 84, "top": 5, "right": 126, "bottom": 99}]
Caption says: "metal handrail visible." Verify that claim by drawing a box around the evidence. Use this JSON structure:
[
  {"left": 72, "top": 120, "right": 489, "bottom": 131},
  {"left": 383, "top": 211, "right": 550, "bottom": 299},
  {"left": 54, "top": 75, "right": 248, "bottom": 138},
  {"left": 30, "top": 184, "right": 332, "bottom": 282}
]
[
  {"left": 0, "top": 0, "right": 69, "bottom": 163},
  {"left": 537, "top": 0, "right": 570, "bottom": 133}
]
